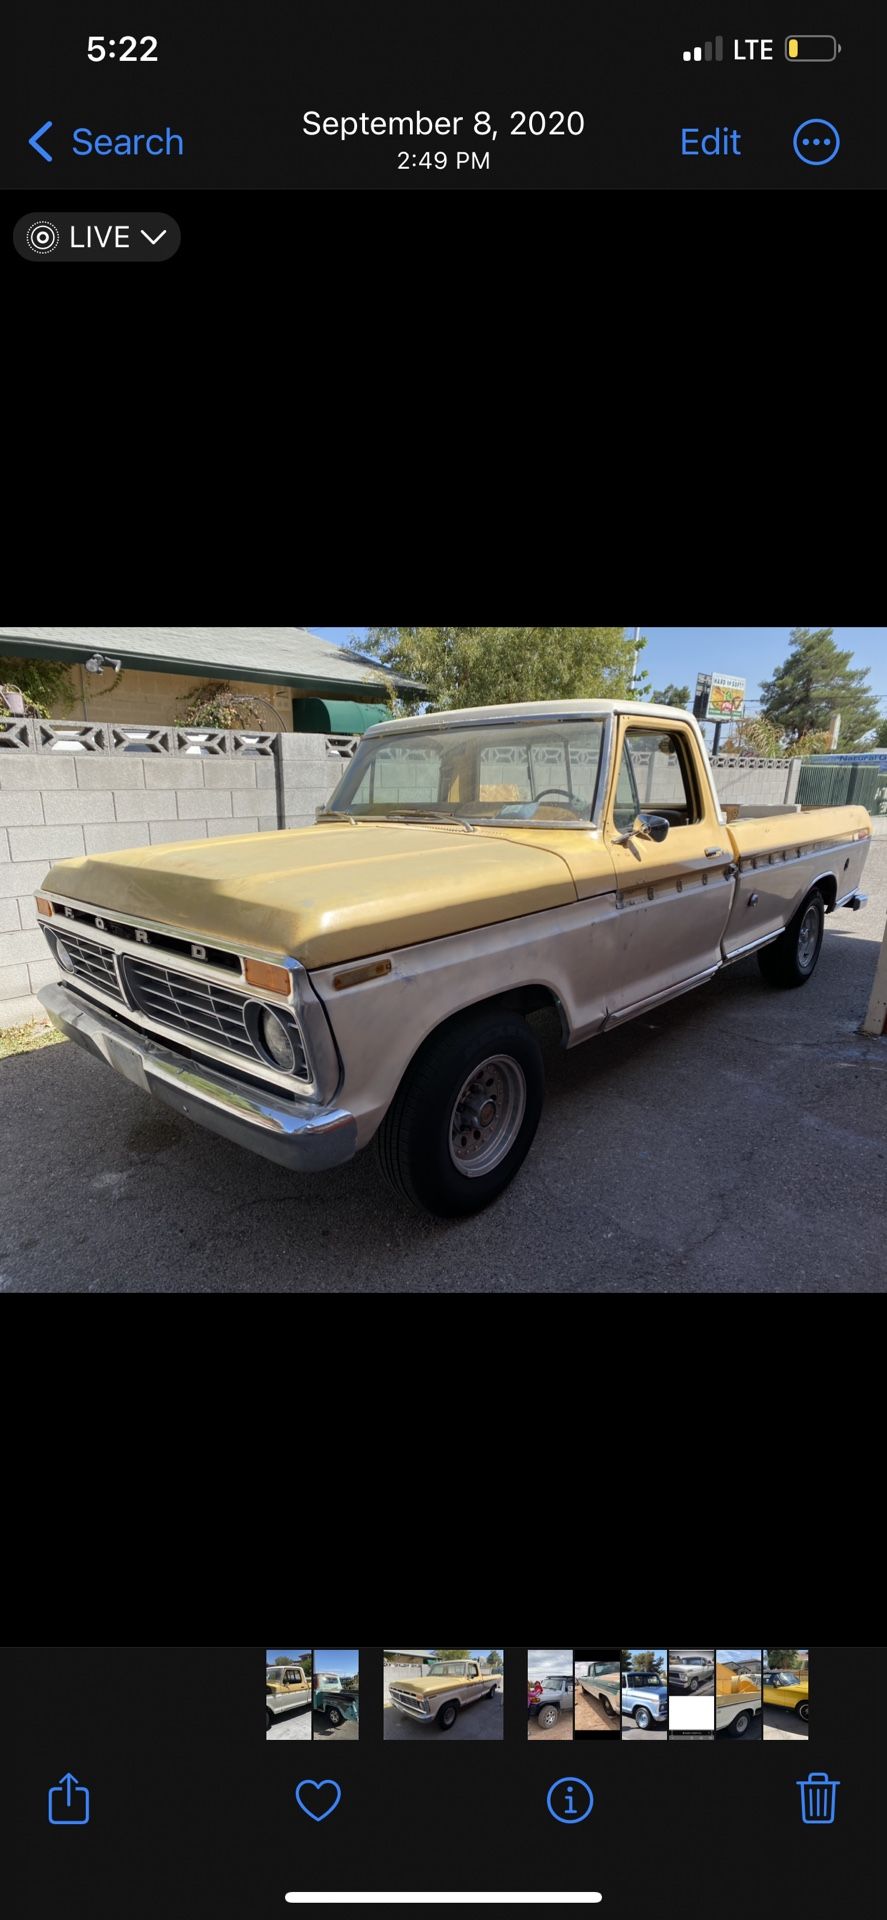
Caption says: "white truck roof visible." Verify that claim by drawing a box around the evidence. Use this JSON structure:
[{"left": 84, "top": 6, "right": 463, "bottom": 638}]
[{"left": 365, "top": 698, "right": 690, "bottom": 736}]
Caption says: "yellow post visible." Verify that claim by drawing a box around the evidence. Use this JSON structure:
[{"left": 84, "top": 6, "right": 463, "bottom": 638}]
[{"left": 862, "top": 915, "right": 887, "bottom": 1036}]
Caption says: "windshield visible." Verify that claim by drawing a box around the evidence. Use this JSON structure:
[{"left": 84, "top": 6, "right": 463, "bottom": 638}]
[
  {"left": 770, "top": 1672, "right": 798, "bottom": 1685},
  {"left": 427, "top": 1662, "right": 467, "bottom": 1675},
  {"left": 325, "top": 721, "right": 605, "bottom": 827}
]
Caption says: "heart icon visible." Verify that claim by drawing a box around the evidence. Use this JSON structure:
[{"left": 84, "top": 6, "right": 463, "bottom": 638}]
[{"left": 295, "top": 1779, "right": 342, "bottom": 1823}]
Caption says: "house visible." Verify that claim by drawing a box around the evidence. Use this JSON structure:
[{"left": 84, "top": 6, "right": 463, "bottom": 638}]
[{"left": 0, "top": 626, "right": 425, "bottom": 734}]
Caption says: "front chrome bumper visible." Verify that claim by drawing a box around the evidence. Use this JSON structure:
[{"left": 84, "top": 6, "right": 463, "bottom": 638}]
[{"left": 39, "top": 981, "right": 358, "bottom": 1173}]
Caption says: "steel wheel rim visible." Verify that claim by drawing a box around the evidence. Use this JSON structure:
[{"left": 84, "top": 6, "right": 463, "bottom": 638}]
[
  {"left": 449, "top": 1053, "right": 527, "bottom": 1176},
  {"left": 797, "top": 905, "right": 820, "bottom": 969}
]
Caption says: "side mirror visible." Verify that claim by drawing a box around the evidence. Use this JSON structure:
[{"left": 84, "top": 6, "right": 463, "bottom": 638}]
[{"left": 626, "top": 812, "right": 670, "bottom": 844}]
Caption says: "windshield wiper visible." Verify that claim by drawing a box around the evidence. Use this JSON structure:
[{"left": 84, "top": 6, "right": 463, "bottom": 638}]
[
  {"left": 316, "top": 810, "right": 361, "bottom": 825},
  {"left": 372, "top": 810, "right": 477, "bottom": 833}
]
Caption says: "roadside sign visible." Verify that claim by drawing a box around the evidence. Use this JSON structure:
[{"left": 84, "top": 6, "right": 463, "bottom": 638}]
[{"left": 705, "top": 674, "right": 745, "bottom": 722}]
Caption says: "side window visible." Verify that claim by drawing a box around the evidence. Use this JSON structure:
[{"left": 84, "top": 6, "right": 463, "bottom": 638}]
[{"left": 619, "top": 728, "right": 699, "bottom": 828}]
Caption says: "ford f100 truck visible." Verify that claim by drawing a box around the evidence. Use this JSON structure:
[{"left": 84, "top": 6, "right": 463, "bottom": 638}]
[
  {"left": 266, "top": 1664, "right": 311, "bottom": 1729},
  {"left": 36, "top": 700, "right": 871, "bottom": 1218},
  {"left": 621, "top": 1672, "right": 668, "bottom": 1729},
  {"left": 715, "top": 1663, "right": 761, "bottom": 1737},
  {"left": 389, "top": 1659, "right": 500, "bottom": 1730},
  {"left": 314, "top": 1675, "right": 359, "bottom": 1728}
]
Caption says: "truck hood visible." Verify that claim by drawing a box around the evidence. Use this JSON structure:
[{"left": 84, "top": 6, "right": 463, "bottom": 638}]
[
  {"left": 394, "top": 1675, "right": 487, "bottom": 1695},
  {"left": 42, "top": 822, "right": 578, "bottom": 970}
]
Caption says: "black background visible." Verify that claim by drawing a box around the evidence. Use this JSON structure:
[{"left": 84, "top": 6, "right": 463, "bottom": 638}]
[
  {"left": 8, "top": 1, "right": 882, "bottom": 193},
  {"left": 4, "top": 1646, "right": 878, "bottom": 1919}
]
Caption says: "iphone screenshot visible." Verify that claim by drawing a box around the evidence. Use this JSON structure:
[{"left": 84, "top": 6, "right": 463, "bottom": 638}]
[
  {"left": 4, "top": 1645, "right": 877, "bottom": 1916},
  {"left": 8, "top": 0, "right": 881, "bottom": 252}
]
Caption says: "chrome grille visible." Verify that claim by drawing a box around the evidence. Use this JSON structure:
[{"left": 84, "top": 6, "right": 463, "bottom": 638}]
[
  {"left": 121, "top": 956, "right": 308, "bottom": 1078},
  {"left": 52, "top": 928, "right": 124, "bottom": 1002}
]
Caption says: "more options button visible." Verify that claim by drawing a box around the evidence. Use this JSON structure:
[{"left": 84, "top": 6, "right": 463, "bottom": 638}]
[{"left": 14, "top": 212, "right": 180, "bottom": 261}]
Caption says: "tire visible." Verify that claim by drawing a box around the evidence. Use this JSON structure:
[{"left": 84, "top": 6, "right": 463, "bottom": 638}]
[
  {"left": 488, "top": 1686, "right": 497, "bottom": 1698},
  {"left": 729, "top": 1710, "right": 751, "bottom": 1738},
  {"left": 688, "top": 1678, "right": 699, "bottom": 1692},
  {"left": 437, "top": 1702, "right": 459, "bottom": 1731},
  {"left": 327, "top": 1706, "right": 344, "bottom": 1728},
  {"left": 797, "top": 1701, "right": 809, "bottom": 1722},
  {"left": 377, "top": 1008, "right": 545, "bottom": 1216},
  {"left": 537, "top": 1705, "right": 559, "bottom": 1731},
  {"left": 758, "top": 889, "right": 826, "bottom": 989},
  {"left": 601, "top": 1694, "right": 616, "bottom": 1715},
  {"left": 634, "top": 1706, "right": 652, "bottom": 1731}
]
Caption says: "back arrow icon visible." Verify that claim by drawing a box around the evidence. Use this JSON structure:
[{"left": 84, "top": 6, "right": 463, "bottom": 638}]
[{"left": 29, "top": 120, "right": 53, "bottom": 162}]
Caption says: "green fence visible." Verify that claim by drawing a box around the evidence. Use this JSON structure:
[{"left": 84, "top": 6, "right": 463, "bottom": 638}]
[{"left": 796, "top": 762, "right": 883, "bottom": 812}]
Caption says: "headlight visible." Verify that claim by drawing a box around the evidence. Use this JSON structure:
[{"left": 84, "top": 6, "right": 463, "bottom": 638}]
[
  {"left": 55, "top": 937, "right": 75, "bottom": 973},
  {"left": 259, "top": 1007, "right": 297, "bottom": 1072}
]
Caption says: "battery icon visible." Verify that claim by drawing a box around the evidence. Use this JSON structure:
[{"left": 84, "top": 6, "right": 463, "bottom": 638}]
[{"left": 785, "top": 35, "right": 840, "bottom": 60}]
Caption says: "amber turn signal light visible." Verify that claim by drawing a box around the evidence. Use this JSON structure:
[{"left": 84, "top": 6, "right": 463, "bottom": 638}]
[
  {"left": 243, "top": 957, "right": 292, "bottom": 995},
  {"left": 35, "top": 895, "right": 53, "bottom": 916},
  {"left": 332, "top": 957, "right": 393, "bottom": 990}
]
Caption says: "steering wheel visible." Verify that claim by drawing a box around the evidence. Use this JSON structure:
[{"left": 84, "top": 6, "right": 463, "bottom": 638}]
[{"left": 532, "top": 788, "right": 575, "bottom": 805}]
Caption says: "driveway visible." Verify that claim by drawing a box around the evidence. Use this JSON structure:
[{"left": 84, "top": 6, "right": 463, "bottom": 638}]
[
  {"left": 267, "top": 1707, "right": 312, "bottom": 1741},
  {"left": 3, "top": 841, "right": 886, "bottom": 1294},
  {"left": 528, "top": 1709, "right": 574, "bottom": 1740},
  {"left": 384, "top": 1691, "right": 502, "bottom": 1740},
  {"left": 763, "top": 1706, "right": 809, "bottom": 1741},
  {"left": 574, "top": 1688, "right": 617, "bottom": 1733}
]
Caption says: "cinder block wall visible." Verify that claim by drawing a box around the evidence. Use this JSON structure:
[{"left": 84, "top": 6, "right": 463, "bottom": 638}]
[
  {"left": 0, "top": 728, "right": 350, "bottom": 1027},
  {"left": 709, "top": 757, "right": 801, "bottom": 806}
]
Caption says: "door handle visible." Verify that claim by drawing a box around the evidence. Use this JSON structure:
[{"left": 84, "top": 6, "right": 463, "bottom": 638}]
[{"left": 704, "top": 846, "right": 726, "bottom": 857}]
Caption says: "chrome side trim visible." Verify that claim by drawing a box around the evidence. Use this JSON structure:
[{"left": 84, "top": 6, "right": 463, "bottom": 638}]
[
  {"left": 38, "top": 982, "right": 357, "bottom": 1175},
  {"left": 722, "top": 930, "right": 782, "bottom": 962},
  {"left": 735, "top": 835, "right": 865, "bottom": 872},
  {"left": 602, "top": 965, "right": 720, "bottom": 1027}
]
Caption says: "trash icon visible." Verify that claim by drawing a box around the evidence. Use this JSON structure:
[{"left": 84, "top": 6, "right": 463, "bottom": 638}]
[{"left": 797, "top": 1771, "right": 839, "bottom": 1824}]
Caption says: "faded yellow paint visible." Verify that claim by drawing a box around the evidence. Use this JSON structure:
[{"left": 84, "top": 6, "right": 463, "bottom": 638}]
[
  {"left": 728, "top": 807, "right": 871, "bottom": 860},
  {"left": 42, "top": 821, "right": 578, "bottom": 968}
]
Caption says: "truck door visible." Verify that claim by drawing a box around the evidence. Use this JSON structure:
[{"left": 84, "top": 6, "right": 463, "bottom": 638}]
[{"left": 604, "top": 719, "right": 735, "bottom": 1020}]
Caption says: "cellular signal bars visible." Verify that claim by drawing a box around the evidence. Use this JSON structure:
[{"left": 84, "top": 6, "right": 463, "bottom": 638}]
[{"left": 683, "top": 38, "right": 724, "bottom": 61}]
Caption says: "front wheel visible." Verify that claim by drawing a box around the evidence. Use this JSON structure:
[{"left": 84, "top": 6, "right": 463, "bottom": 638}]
[
  {"left": 797, "top": 1701, "right": 809, "bottom": 1722},
  {"left": 437, "top": 1702, "right": 459, "bottom": 1731},
  {"left": 688, "top": 1678, "right": 699, "bottom": 1692},
  {"left": 758, "top": 890, "right": 825, "bottom": 989},
  {"left": 634, "top": 1706, "right": 652, "bottom": 1731},
  {"left": 377, "top": 1009, "right": 545, "bottom": 1216},
  {"left": 537, "top": 1704, "right": 559, "bottom": 1731}
]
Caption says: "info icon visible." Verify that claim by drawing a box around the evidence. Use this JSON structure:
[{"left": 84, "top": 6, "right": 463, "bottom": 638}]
[
  {"left": 26, "top": 219, "right": 60, "bottom": 253},
  {"left": 546, "top": 1777, "right": 594, "bottom": 1824}
]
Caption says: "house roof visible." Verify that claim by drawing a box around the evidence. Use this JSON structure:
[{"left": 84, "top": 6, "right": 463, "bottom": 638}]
[{"left": 0, "top": 627, "right": 425, "bottom": 700}]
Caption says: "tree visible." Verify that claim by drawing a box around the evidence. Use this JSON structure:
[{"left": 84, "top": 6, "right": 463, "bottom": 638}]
[
  {"left": 359, "top": 628, "right": 643, "bottom": 715},
  {"left": 764, "top": 1648, "right": 798, "bottom": 1669},
  {"left": 722, "top": 715, "right": 830, "bottom": 758},
  {"left": 433, "top": 1648, "right": 470, "bottom": 1659},
  {"left": 486, "top": 1650, "right": 503, "bottom": 1671},
  {"left": 0, "top": 657, "right": 75, "bottom": 718},
  {"left": 875, "top": 719, "right": 887, "bottom": 748},
  {"left": 651, "top": 683, "right": 690, "bottom": 708},
  {"left": 760, "top": 629, "right": 880, "bottom": 748}
]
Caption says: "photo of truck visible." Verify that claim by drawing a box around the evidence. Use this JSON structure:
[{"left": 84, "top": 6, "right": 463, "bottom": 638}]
[
  {"left": 574, "top": 1650, "right": 622, "bottom": 1739},
  {"left": 266, "top": 1654, "right": 312, "bottom": 1739},
  {"left": 621, "top": 1652, "right": 668, "bottom": 1737},
  {"left": 313, "top": 1649, "right": 359, "bottom": 1740},
  {"left": 527, "top": 1654, "right": 575, "bottom": 1739},
  {"left": 385, "top": 1650, "right": 504, "bottom": 1739},
  {"left": 715, "top": 1652, "right": 762, "bottom": 1739}
]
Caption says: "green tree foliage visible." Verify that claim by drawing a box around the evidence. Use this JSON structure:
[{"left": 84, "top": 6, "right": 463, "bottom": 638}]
[
  {"left": 651, "top": 684, "right": 690, "bottom": 708},
  {"left": 433, "top": 1648, "right": 470, "bottom": 1659},
  {"left": 486, "top": 1651, "right": 503, "bottom": 1671},
  {"left": 361, "top": 628, "right": 643, "bottom": 715},
  {"left": 764, "top": 1648, "right": 798, "bottom": 1669},
  {"left": 760, "top": 629, "right": 880, "bottom": 748},
  {"left": 875, "top": 719, "right": 887, "bottom": 748},
  {"left": 0, "top": 657, "right": 75, "bottom": 718},
  {"left": 179, "top": 681, "right": 271, "bottom": 730},
  {"left": 722, "top": 715, "right": 829, "bottom": 758}
]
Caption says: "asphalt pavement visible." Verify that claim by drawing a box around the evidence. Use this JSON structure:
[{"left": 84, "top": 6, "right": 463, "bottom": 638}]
[
  {"left": 267, "top": 1706, "right": 312, "bottom": 1741},
  {"left": 2, "top": 840, "right": 885, "bottom": 1293},
  {"left": 384, "top": 1690, "right": 502, "bottom": 1740}
]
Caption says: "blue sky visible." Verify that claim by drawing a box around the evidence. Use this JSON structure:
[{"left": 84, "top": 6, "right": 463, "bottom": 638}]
[
  {"left": 266, "top": 1648, "right": 309, "bottom": 1665},
  {"left": 313, "top": 627, "right": 887, "bottom": 713},
  {"left": 314, "top": 1649, "right": 359, "bottom": 1675}
]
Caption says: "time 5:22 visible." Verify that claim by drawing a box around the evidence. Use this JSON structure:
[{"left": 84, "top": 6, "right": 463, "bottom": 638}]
[{"left": 87, "top": 35, "right": 158, "bottom": 60}]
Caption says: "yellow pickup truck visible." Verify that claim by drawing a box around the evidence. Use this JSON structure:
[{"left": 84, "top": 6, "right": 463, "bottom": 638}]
[
  {"left": 35, "top": 700, "right": 871, "bottom": 1218},
  {"left": 389, "top": 1659, "right": 500, "bottom": 1731}
]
